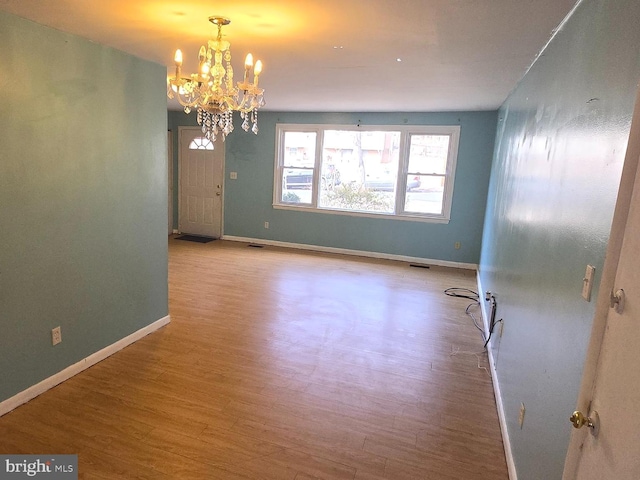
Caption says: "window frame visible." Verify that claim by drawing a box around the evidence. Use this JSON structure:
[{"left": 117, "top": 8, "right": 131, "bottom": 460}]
[
  {"left": 188, "top": 136, "right": 214, "bottom": 150},
  {"left": 275, "top": 127, "right": 322, "bottom": 207},
  {"left": 273, "top": 124, "right": 460, "bottom": 223}
]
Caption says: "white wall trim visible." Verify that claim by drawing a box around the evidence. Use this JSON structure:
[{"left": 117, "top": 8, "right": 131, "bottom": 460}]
[
  {"left": 477, "top": 271, "right": 517, "bottom": 480},
  {"left": 222, "top": 235, "right": 477, "bottom": 270},
  {"left": 0, "top": 315, "right": 170, "bottom": 417}
]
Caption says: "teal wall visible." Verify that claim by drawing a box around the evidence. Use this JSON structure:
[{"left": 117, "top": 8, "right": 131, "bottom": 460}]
[
  {"left": 0, "top": 12, "right": 168, "bottom": 403},
  {"left": 169, "top": 111, "right": 497, "bottom": 264},
  {"left": 479, "top": 1, "right": 640, "bottom": 478}
]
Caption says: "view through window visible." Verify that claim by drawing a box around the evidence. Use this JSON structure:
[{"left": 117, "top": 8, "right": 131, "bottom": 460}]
[{"left": 274, "top": 125, "right": 460, "bottom": 222}]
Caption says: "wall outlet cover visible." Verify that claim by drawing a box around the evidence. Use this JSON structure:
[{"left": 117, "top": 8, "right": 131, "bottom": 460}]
[{"left": 52, "top": 326, "right": 62, "bottom": 346}]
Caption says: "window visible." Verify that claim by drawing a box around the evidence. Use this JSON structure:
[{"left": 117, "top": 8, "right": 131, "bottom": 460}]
[
  {"left": 280, "top": 131, "right": 317, "bottom": 204},
  {"left": 273, "top": 124, "right": 460, "bottom": 223},
  {"left": 189, "top": 137, "right": 214, "bottom": 150}
]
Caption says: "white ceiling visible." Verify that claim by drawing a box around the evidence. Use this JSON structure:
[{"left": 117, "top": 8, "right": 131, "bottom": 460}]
[{"left": 0, "top": 0, "right": 577, "bottom": 112}]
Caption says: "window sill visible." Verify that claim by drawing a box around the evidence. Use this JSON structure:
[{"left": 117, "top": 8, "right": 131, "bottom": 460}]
[{"left": 272, "top": 203, "right": 451, "bottom": 224}]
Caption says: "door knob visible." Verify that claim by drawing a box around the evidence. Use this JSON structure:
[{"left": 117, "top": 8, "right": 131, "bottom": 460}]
[
  {"left": 569, "top": 410, "right": 599, "bottom": 437},
  {"left": 610, "top": 288, "right": 625, "bottom": 314},
  {"left": 216, "top": 192, "right": 221, "bottom": 196}
]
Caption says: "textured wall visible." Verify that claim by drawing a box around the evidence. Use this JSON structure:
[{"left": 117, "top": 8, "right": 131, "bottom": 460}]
[
  {"left": 169, "top": 111, "right": 497, "bottom": 265},
  {"left": 479, "top": 0, "right": 640, "bottom": 478},
  {"left": 0, "top": 12, "right": 168, "bottom": 403}
]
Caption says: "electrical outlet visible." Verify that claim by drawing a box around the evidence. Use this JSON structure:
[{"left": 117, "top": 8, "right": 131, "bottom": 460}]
[
  {"left": 454, "top": 241, "right": 461, "bottom": 250},
  {"left": 264, "top": 221, "right": 269, "bottom": 229},
  {"left": 230, "top": 171, "right": 238, "bottom": 179},
  {"left": 52, "top": 326, "right": 62, "bottom": 346},
  {"left": 519, "top": 403, "right": 526, "bottom": 428}
]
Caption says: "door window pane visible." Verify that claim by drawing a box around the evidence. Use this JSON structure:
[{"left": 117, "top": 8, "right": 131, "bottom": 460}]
[{"left": 188, "top": 137, "right": 214, "bottom": 150}]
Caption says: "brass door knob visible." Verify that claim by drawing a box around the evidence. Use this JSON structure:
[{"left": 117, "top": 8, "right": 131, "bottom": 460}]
[
  {"left": 569, "top": 410, "right": 600, "bottom": 436},
  {"left": 570, "top": 411, "right": 587, "bottom": 428},
  {"left": 610, "top": 288, "right": 625, "bottom": 313}
]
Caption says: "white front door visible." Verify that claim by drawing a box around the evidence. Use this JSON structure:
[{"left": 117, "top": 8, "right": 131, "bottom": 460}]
[
  {"left": 178, "top": 127, "right": 224, "bottom": 238},
  {"left": 563, "top": 117, "right": 640, "bottom": 476}
]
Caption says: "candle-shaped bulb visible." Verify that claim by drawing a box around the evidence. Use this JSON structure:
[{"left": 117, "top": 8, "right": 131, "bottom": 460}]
[
  {"left": 253, "top": 60, "right": 263, "bottom": 87},
  {"left": 242, "top": 53, "right": 254, "bottom": 84},
  {"left": 174, "top": 49, "right": 183, "bottom": 66},
  {"left": 198, "top": 46, "right": 206, "bottom": 62}
]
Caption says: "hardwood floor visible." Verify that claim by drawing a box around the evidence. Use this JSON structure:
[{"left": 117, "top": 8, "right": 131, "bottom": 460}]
[{"left": 0, "top": 238, "right": 508, "bottom": 479}]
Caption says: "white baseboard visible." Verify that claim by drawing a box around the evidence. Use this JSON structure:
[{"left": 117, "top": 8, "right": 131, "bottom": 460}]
[
  {"left": 222, "top": 235, "right": 478, "bottom": 270},
  {"left": 0, "top": 315, "right": 170, "bottom": 417},
  {"left": 477, "top": 271, "right": 517, "bottom": 480}
]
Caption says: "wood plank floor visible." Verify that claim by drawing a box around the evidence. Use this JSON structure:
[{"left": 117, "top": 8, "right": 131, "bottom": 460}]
[{"left": 0, "top": 238, "right": 508, "bottom": 479}]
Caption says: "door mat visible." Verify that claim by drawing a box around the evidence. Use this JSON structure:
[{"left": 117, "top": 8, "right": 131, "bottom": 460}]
[{"left": 175, "top": 235, "right": 216, "bottom": 243}]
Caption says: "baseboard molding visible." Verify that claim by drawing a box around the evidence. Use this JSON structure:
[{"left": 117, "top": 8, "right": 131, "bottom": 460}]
[
  {"left": 0, "top": 315, "right": 170, "bottom": 417},
  {"left": 222, "top": 235, "right": 477, "bottom": 270},
  {"left": 476, "top": 271, "right": 517, "bottom": 480}
]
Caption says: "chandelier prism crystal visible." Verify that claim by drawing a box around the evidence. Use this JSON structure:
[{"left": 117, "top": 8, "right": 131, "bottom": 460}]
[{"left": 167, "top": 17, "right": 265, "bottom": 143}]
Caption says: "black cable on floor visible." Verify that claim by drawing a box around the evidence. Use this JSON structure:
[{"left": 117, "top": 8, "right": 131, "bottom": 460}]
[{"left": 443, "top": 287, "right": 486, "bottom": 342}]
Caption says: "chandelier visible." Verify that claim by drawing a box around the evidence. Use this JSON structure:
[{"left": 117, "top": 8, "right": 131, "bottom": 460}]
[{"left": 167, "top": 17, "right": 265, "bottom": 143}]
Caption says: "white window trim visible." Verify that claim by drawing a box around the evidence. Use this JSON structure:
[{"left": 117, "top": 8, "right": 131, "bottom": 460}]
[{"left": 273, "top": 124, "right": 460, "bottom": 224}]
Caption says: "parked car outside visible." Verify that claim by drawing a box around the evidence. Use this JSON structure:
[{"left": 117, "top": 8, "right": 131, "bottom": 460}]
[
  {"left": 364, "top": 174, "right": 421, "bottom": 191},
  {"left": 284, "top": 169, "right": 313, "bottom": 189},
  {"left": 285, "top": 165, "right": 342, "bottom": 190}
]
